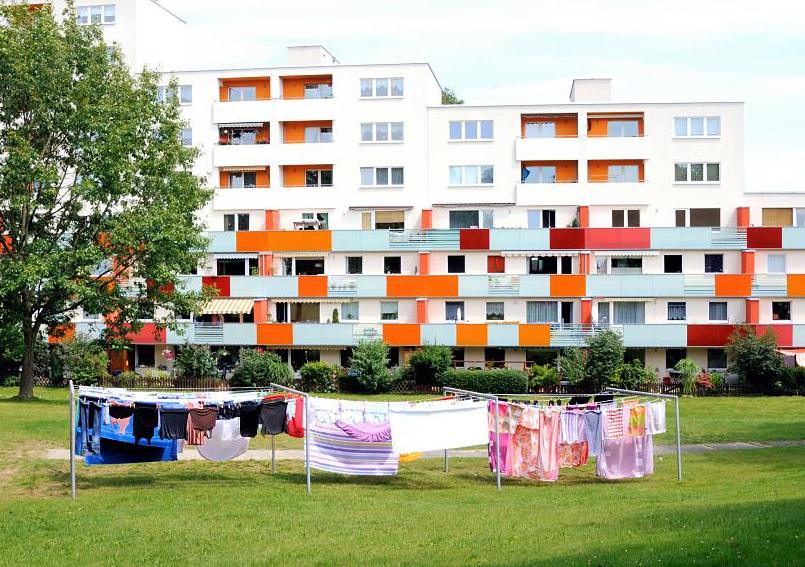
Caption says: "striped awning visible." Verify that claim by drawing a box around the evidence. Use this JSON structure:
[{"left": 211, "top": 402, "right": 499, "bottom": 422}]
[
  {"left": 502, "top": 251, "right": 578, "bottom": 257},
  {"left": 285, "top": 298, "right": 342, "bottom": 304},
  {"left": 597, "top": 298, "right": 655, "bottom": 302},
  {"left": 218, "top": 122, "right": 264, "bottom": 128},
  {"left": 214, "top": 253, "right": 258, "bottom": 260},
  {"left": 219, "top": 166, "right": 267, "bottom": 172},
  {"left": 201, "top": 298, "right": 254, "bottom": 315},
  {"left": 273, "top": 252, "right": 329, "bottom": 258},
  {"left": 595, "top": 250, "right": 659, "bottom": 257}
]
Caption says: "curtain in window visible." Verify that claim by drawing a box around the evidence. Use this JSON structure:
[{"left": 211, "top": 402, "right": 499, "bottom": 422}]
[
  {"left": 613, "top": 302, "right": 645, "bottom": 324},
  {"left": 527, "top": 301, "right": 558, "bottom": 323},
  {"left": 667, "top": 303, "right": 686, "bottom": 321},
  {"left": 709, "top": 302, "right": 728, "bottom": 321},
  {"left": 446, "top": 302, "right": 465, "bottom": 321},
  {"left": 341, "top": 303, "right": 359, "bottom": 321}
]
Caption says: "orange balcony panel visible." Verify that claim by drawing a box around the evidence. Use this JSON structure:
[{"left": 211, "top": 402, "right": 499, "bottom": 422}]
[
  {"left": 281, "top": 75, "right": 332, "bottom": 99},
  {"left": 715, "top": 274, "right": 752, "bottom": 297},
  {"left": 386, "top": 275, "right": 459, "bottom": 298},
  {"left": 522, "top": 160, "right": 578, "bottom": 183},
  {"left": 298, "top": 275, "right": 327, "bottom": 297},
  {"left": 283, "top": 121, "right": 332, "bottom": 143},
  {"left": 587, "top": 113, "right": 644, "bottom": 137},
  {"left": 518, "top": 324, "right": 550, "bottom": 347},
  {"left": 383, "top": 324, "right": 420, "bottom": 346},
  {"left": 587, "top": 160, "right": 644, "bottom": 183},
  {"left": 237, "top": 230, "right": 332, "bottom": 253},
  {"left": 788, "top": 275, "right": 805, "bottom": 297},
  {"left": 456, "top": 324, "right": 488, "bottom": 347},
  {"left": 219, "top": 77, "right": 270, "bottom": 101},
  {"left": 48, "top": 323, "right": 75, "bottom": 344},
  {"left": 521, "top": 114, "right": 578, "bottom": 138},
  {"left": 257, "top": 323, "right": 293, "bottom": 346},
  {"left": 550, "top": 274, "right": 586, "bottom": 297},
  {"left": 282, "top": 164, "right": 332, "bottom": 187}
]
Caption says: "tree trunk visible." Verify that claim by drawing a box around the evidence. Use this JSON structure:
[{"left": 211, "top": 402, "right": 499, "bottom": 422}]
[{"left": 18, "top": 323, "right": 36, "bottom": 399}]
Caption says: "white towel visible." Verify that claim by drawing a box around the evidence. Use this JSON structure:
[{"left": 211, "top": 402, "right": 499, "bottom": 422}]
[
  {"left": 388, "top": 399, "right": 488, "bottom": 454},
  {"left": 197, "top": 418, "right": 249, "bottom": 461}
]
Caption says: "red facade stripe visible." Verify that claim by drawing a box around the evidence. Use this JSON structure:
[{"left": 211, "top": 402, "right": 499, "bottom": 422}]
[
  {"left": 586, "top": 228, "right": 651, "bottom": 249},
  {"left": 687, "top": 324, "right": 735, "bottom": 347},
  {"left": 755, "top": 325, "right": 793, "bottom": 347},
  {"left": 549, "top": 228, "right": 586, "bottom": 250},
  {"left": 201, "top": 276, "right": 230, "bottom": 297},
  {"left": 746, "top": 227, "right": 782, "bottom": 249},
  {"left": 459, "top": 228, "right": 490, "bottom": 250}
]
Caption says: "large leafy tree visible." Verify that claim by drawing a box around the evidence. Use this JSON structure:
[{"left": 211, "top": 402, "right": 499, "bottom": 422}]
[{"left": 0, "top": 5, "right": 212, "bottom": 398}]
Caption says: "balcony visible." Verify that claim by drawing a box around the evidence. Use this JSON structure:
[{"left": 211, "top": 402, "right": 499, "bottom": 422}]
[
  {"left": 584, "top": 136, "right": 650, "bottom": 160},
  {"left": 516, "top": 182, "right": 651, "bottom": 207},
  {"left": 212, "top": 144, "right": 272, "bottom": 168},
  {"left": 515, "top": 136, "right": 580, "bottom": 161},
  {"left": 549, "top": 324, "right": 621, "bottom": 347}
]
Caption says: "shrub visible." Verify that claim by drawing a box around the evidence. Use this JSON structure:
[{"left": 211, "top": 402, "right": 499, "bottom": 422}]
[
  {"left": 675, "top": 358, "right": 701, "bottom": 396},
  {"left": 174, "top": 343, "right": 219, "bottom": 380},
  {"left": 614, "top": 360, "right": 655, "bottom": 389},
  {"left": 230, "top": 348, "right": 293, "bottom": 388},
  {"left": 407, "top": 345, "right": 452, "bottom": 385},
  {"left": 559, "top": 347, "right": 585, "bottom": 384},
  {"left": 726, "top": 327, "right": 784, "bottom": 387},
  {"left": 529, "top": 364, "right": 559, "bottom": 389},
  {"left": 116, "top": 371, "right": 140, "bottom": 387},
  {"left": 349, "top": 340, "right": 393, "bottom": 393},
  {"left": 707, "top": 371, "right": 725, "bottom": 389},
  {"left": 59, "top": 334, "right": 110, "bottom": 386},
  {"left": 299, "top": 361, "right": 338, "bottom": 393},
  {"left": 585, "top": 330, "right": 625, "bottom": 390},
  {"left": 694, "top": 371, "right": 715, "bottom": 391},
  {"left": 442, "top": 369, "right": 528, "bottom": 394},
  {"left": 775, "top": 366, "right": 805, "bottom": 395}
]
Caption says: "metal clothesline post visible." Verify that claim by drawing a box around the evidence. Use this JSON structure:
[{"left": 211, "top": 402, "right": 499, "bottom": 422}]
[
  {"left": 270, "top": 383, "right": 310, "bottom": 495},
  {"left": 605, "top": 387, "right": 682, "bottom": 482},
  {"left": 68, "top": 380, "right": 76, "bottom": 499}
]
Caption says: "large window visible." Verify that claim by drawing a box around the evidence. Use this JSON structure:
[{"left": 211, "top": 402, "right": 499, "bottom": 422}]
[
  {"left": 529, "top": 256, "right": 558, "bottom": 275},
  {"left": 521, "top": 166, "right": 556, "bottom": 184},
  {"left": 360, "top": 167, "right": 404, "bottom": 187},
  {"left": 667, "top": 302, "right": 687, "bottom": 321},
  {"left": 675, "top": 162, "right": 720, "bottom": 183},
  {"left": 135, "top": 345, "right": 155, "bottom": 368},
  {"left": 447, "top": 255, "right": 465, "bottom": 274},
  {"left": 612, "top": 209, "right": 640, "bottom": 227},
  {"left": 77, "top": 5, "right": 116, "bottom": 25},
  {"left": 346, "top": 256, "right": 363, "bottom": 275},
  {"left": 762, "top": 208, "right": 794, "bottom": 227},
  {"left": 291, "top": 303, "right": 320, "bottom": 323},
  {"left": 613, "top": 302, "right": 645, "bottom": 324},
  {"left": 305, "top": 169, "right": 332, "bottom": 187},
  {"left": 217, "top": 258, "right": 257, "bottom": 276},
  {"left": 704, "top": 254, "right": 724, "bottom": 273},
  {"left": 664, "top": 255, "right": 683, "bottom": 273},
  {"left": 228, "top": 86, "right": 257, "bottom": 101},
  {"left": 486, "top": 302, "right": 505, "bottom": 321},
  {"left": 157, "top": 84, "right": 192, "bottom": 105},
  {"left": 449, "top": 165, "right": 494, "bottom": 185},
  {"left": 383, "top": 256, "right": 401, "bottom": 274},
  {"left": 689, "top": 208, "right": 721, "bottom": 227},
  {"left": 526, "top": 301, "right": 558, "bottom": 324},
  {"left": 523, "top": 122, "right": 556, "bottom": 138},
  {"left": 223, "top": 213, "right": 249, "bottom": 231},
  {"left": 380, "top": 301, "right": 399, "bottom": 320},
  {"left": 360, "top": 77, "right": 404, "bottom": 97},
  {"left": 341, "top": 302, "right": 359, "bottom": 321},
  {"left": 304, "top": 126, "right": 333, "bottom": 143},
  {"left": 772, "top": 301, "right": 791, "bottom": 321},
  {"left": 526, "top": 209, "right": 556, "bottom": 228},
  {"left": 487, "top": 255, "right": 505, "bottom": 273},
  {"left": 180, "top": 128, "right": 193, "bottom": 146},
  {"left": 228, "top": 171, "right": 257, "bottom": 188},
  {"left": 707, "top": 348, "right": 727, "bottom": 370},
  {"left": 449, "top": 120, "right": 493, "bottom": 141},
  {"left": 295, "top": 258, "right": 325, "bottom": 276},
  {"left": 446, "top": 301, "right": 465, "bottom": 322},
  {"left": 300, "top": 212, "right": 328, "bottom": 230},
  {"left": 449, "top": 210, "right": 493, "bottom": 229},
  {"left": 360, "top": 122, "right": 404, "bottom": 142},
  {"left": 607, "top": 120, "right": 639, "bottom": 137},
  {"left": 303, "top": 83, "right": 333, "bottom": 99},
  {"left": 666, "top": 348, "right": 687, "bottom": 369},
  {"left": 611, "top": 258, "right": 642, "bottom": 274},
  {"left": 229, "top": 129, "right": 257, "bottom": 145},
  {"left": 607, "top": 165, "right": 639, "bottom": 183},
  {"left": 374, "top": 210, "right": 405, "bottom": 230},
  {"left": 709, "top": 302, "right": 728, "bottom": 321},
  {"left": 674, "top": 116, "right": 721, "bottom": 137}
]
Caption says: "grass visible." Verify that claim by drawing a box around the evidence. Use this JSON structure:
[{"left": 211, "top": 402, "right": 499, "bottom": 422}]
[{"left": 1, "top": 388, "right": 804, "bottom": 565}]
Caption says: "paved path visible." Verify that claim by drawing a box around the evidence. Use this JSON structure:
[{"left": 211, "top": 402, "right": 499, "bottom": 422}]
[{"left": 47, "top": 439, "right": 805, "bottom": 462}]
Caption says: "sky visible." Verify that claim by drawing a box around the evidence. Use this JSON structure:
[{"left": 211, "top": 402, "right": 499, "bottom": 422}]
[{"left": 159, "top": 0, "right": 805, "bottom": 193}]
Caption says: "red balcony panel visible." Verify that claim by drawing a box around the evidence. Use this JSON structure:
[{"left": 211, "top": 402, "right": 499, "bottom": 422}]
[
  {"left": 550, "top": 228, "right": 586, "bottom": 250},
  {"left": 586, "top": 228, "right": 651, "bottom": 249},
  {"left": 746, "top": 227, "right": 782, "bottom": 249},
  {"left": 755, "top": 325, "right": 793, "bottom": 347},
  {"left": 687, "top": 324, "right": 735, "bottom": 347},
  {"left": 459, "top": 228, "right": 490, "bottom": 250},
  {"left": 127, "top": 323, "right": 165, "bottom": 344},
  {"left": 202, "top": 276, "right": 230, "bottom": 297}
]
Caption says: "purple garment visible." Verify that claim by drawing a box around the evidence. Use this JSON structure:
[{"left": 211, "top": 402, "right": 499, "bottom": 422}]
[
  {"left": 488, "top": 431, "right": 512, "bottom": 475},
  {"left": 596, "top": 434, "right": 654, "bottom": 480},
  {"left": 335, "top": 419, "right": 392, "bottom": 442}
]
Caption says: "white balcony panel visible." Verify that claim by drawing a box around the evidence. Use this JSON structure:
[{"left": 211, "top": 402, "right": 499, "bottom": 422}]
[
  {"left": 515, "top": 182, "right": 650, "bottom": 207},
  {"left": 585, "top": 136, "right": 650, "bottom": 160},
  {"left": 272, "top": 142, "right": 337, "bottom": 166},
  {"left": 212, "top": 100, "right": 275, "bottom": 124},
  {"left": 213, "top": 187, "right": 345, "bottom": 211},
  {"left": 514, "top": 136, "right": 581, "bottom": 162},
  {"left": 212, "top": 144, "right": 272, "bottom": 168}
]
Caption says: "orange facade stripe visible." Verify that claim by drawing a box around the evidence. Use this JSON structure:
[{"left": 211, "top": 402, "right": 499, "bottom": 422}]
[
  {"left": 48, "top": 323, "right": 75, "bottom": 344},
  {"left": 456, "top": 324, "right": 488, "bottom": 347},
  {"left": 518, "top": 324, "right": 550, "bottom": 347},
  {"left": 298, "top": 275, "right": 328, "bottom": 297},
  {"left": 236, "top": 230, "right": 332, "bottom": 253},
  {"left": 715, "top": 274, "right": 752, "bottom": 297},
  {"left": 788, "top": 274, "right": 805, "bottom": 297},
  {"left": 383, "top": 324, "right": 420, "bottom": 346},
  {"left": 549, "top": 274, "right": 586, "bottom": 297},
  {"left": 256, "top": 323, "right": 293, "bottom": 345},
  {"left": 386, "top": 275, "right": 459, "bottom": 298}
]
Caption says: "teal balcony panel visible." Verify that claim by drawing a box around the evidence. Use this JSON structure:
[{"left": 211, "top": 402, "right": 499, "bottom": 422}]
[
  {"left": 178, "top": 276, "right": 202, "bottom": 294},
  {"left": 166, "top": 323, "right": 193, "bottom": 345},
  {"left": 622, "top": 324, "right": 687, "bottom": 347},
  {"left": 356, "top": 275, "right": 388, "bottom": 297},
  {"left": 331, "top": 230, "right": 391, "bottom": 252},
  {"left": 207, "top": 231, "right": 237, "bottom": 253},
  {"left": 294, "top": 323, "right": 355, "bottom": 346},
  {"left": 587, "top": 274, "right": 684, "bottom": 297},
  {"left": 458, "top": 275, "right": 488, "bottom": 297},
  {"left": 782, "top": 228, "right": 805, "bottom": 249},
  {"left": 74, "top": 322, "right": 104, "bottom": 340},
  {"left": 519, "top": 275, "right": 551, "bottom": 297},
  {"left": 488, "top": 324, "right": 519, "bottom": 347},
  {"left": 222, "top": 324, "right": 257, "bottom": 345},
  {"left": 650, "top": 228, "right": 712, "bottom": 250},
  {"left": 793, "top": 325, "right": 805, "bottom": 347},
  {"left": 421, "top": 324, "right": 457, "bottom": 346},
  {"left": 490, "top": 229, "right": 550, "bottom": 251}
]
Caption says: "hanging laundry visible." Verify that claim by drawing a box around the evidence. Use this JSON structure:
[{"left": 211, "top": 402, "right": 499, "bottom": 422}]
[
  {"left": 560, "top": 410, "right": 587, "bottom": 444},
  {"left": 584, "top": 410, "right": 603, "bottom": 457},
  {"left": 646, "top": 401, "right": 666, "bottom": 434},
  {"left": 511, "top": 406, "right": 561, "bottom": 482},
  {"left": 189, "top": 407, "right": 219, "bottom": 438},
  {"left": 388, "top": 399, "right": 487, "bottom": 454},
  {"left": 602, "top": 406, "right": 626, "bottom": 440},
  {"left": 399, "top": 452, "right": 422, "bottom": 463},
  {"left": 628, "top": 405, "right": 647, "bottom": 437},
  {"left": 487, "top": 401, "right": 513, "bottom": 475},
  {"left": 197, "top": 418, "right": 249, "bottom": 462},
  {"left": 239, "top": 400, "right": 261, "bottom": 437},
  {"left": 596, "top": 434, "right": 654, "bottom": 480},
  {"left": 158, "top": 405, "right": 189, "bottom": 441},
  {"left": 77, "top": 398, "right": 103, "bottom": 455},
  {"left": 259, "top": 400, "right": 288, "bottom": 436},
  {"left": 335, "top": 420, "right": 391, "bottom": 442},
  {"left": 308, "top": 422, "right": 399, "bottom": 476},
  {"left": 558, "top": 441, "right": 589, "bottom": 468},
  {"left": 108, "top": 401, "right": 134, "bottom": 435},
  {"left": 132, "top": 404, "right": 159, "bottom": 445},
  {"left": 309, "top": 397, "right": 391, "bottom": 425},
  {"left": 286, "top": 397, "right": 305, "bottom": 438}
]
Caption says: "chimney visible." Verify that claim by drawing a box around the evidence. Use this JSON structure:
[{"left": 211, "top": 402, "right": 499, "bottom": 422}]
[
  {"left": 285, "top": 45, "right": 339, "bottom": 66},
  {"left": 569, "top": 78, "right": 612, "bottom": 102}
]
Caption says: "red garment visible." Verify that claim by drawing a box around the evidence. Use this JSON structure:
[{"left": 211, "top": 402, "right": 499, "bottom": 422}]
[{"left": 286, "top": 397, "right": 305, "bottom": 438}]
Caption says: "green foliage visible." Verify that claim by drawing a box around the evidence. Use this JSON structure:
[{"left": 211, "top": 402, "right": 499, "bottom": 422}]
[
  {"left": 585, "top": 330, "right": 625, "bottom": 390},
  {"left": 59, "top": 334, "right": 110, "bottom": 386},
  {"left": 442, "top": 369, "right": 528, "bottom": 394},
  {"left": 558, "top": 347, "right": 586, "bottom": 384},
  {"left": 407, "top": 345, "right": 453, "bottom": 385},
  {"left": 726, "top": 327, "right": 784, "bottom": 387},
  {"left": 174, "top": 344, "right": 219, "bottom": 381},
  {"left": 299, "top": 361, "right": 338, "bottom": 393},
  {"left": 115, "top": 371, "right": 141, "bottom": 387},
  {"left": 775, "top": 366, "right": 805, "bottom": 395},
  {"left": 0, "top": 5, "right": 213, "bottom": 397},
  {"left": 440, "top": 87, "right": 464, "bottom": 105},
  {"left": 707, "top": 371, "right": 725, "bottom": 389},
  {"left": 675, "top": 358, "right": 701, "bottom": 396},
  {"left": 349, "top": 340, "right": 393, "bottom": 393},
  {"left": 614, "top": 360, "right": 656, "bottom": 389},
  {"left": 528, "top": 364, "right": 559, "bottom": 389},
  {"left": 230, "top": 348, "right": 292, "bottom": 388},
  {"left": 331, "top": 308, "right": 339, "bottom": 324}
]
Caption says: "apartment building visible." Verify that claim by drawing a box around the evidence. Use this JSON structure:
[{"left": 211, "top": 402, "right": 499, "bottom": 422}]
[{"left": 37, "top": 3, "right": 805, "bottom": 375}]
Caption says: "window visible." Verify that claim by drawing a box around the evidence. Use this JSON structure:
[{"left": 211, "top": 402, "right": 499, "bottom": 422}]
[
  {"left": 448, "top": 210, "right": 492, "bottom": 229},
  {"left": 768, "top": 254, "right": 786, "bottom": 274},
  {"left": 607, "top": 120, "right": 639, "bottom": 137},
  {"left": 611, "top": 258, "right": 642, "bottom": 274},
  {"left": 295, "top": 258, "right": 325, "bottom": 276},
  {"left": 82, "top": 308, "right": 101, "bottom": 321},
  {"left": 674, "top": 162, "right": 720, "bottom": 183},
  {"left": 542, "top": 210, "right": 556, "bottom": 228},
  {"left": 449, "top": 165, "right": 494, "bottom": 185},
  {"left": 598, "top": 302, "right": 610, "bottom": 326},
  {"left": 303, "top": 83, "right": 332, "bottom": 99},
  {"left": 77, "top": 4, "right": 115, "bottom": 25},
  {"left": 448, "top": 120, "right": 494, "bottom": 140},
  {"left": 614, "top": 302, "right": 645, "bottom": 324},
  {"left": 136, "top": 345, "right": 155, "bottom": 367},
  {"left": 305, "top": 169, "right": 332, "bottom": 187},
  {"left": 290, "top": 303, "right": 320, "bottom": 323},
  {"left": 300, "top": 212, "right": 329, "bottom": 230},
  {"left": 229, "top": 129, "right": 257, "bottom": 145},
  {"left": 561, "top": 302, "right": 573, "bottom": 324},
  {"left": 667, "top": 302, "right": 687, "bottom": 321},
  {"left": 237, "top": 214, "right": 249, "bottom": 231},
  {"left": 446, "top": 301, "right": 465, "bottom": 321},
  {"left": 487, "top": 255, "right": 505, "bottom": 273},
  {"left": 607, "top": 165, "right": 639, "bottom": 183},
  {"left": 346, "top": 256, "right": 363, "bottom": 275},
  {"left": 689, "top": 208, "right": 721, "bottom": 227},
  {"left": 304, "top": 126, "right": 333, "bottom": 143},
  {"left": 612, "top": 209, "right": 640, "bottom": 227},
  {"left": 762, "top": 208, "right": 794, "bottom": 227},
  {"left": 561, "top": 256, "right": 572, "bottom": 274},
  {"left": 217, "top": 258, "right": 248, "bottom": 276},
  {"left": 360, "top": 167, "right": 404, "bottom": 187},
  {"left": 228, "top": 171, "right": 257, "bottom": 188},
  {"left": 374, "top": 210, "right": 405, "bottom": 230},
  {"left": 666, "top": 348, "right": 686, "bottom": 369},
  {"left": 485, "top": 347, "right": 505, "bottom": 368},
  {"left": 526, "top": 301, "right": 558, "bottom": 323},
  {"left": 529, "top": 256, "right": 558, "bottom": 275},
  {"left": 224, "top": 215, "right": 236, "bottom": 232},
  {"left": 447, "top": 255, "right": 465, "bottom": 274},
  {"left": 708, "top": 348, "right": 727, "bottom": 370},
  {"left": 384, "top": 256, "right": 401, "bottom": 274},
  {"left": 360, "top": 122, "right": 404, "bottom": 142},
  {"left": 524, "top": 122, "right": 556, "bottom": 138},
  {"left": 704, "top": 254, "right": 724, "bottom": 273},
  {"left": 341, "top": 302, "right": 359, "bottom": 321},
  {"left": 228, "top": 86, "right": 257, "bottom": 102},
  {"left": 675, "top": 210, "right": 686, "bottom": 227},
  {"left": 796, "top": 208, "right": 805, "bottom": 227},
  {"left": 179, "top": 85, "right": 192, "bottom": 105},
  {"left": 521, "top": 165, "right": 556, "bottom": 184},
  {"left": 664, "top": 255, "right": 683, "bottom": 273},
  {"left": 181, "top": 128, "right": 192, "bottom": 146},
  {"left": 360, "top": 77, "right": 403, "bottom": 97},
  {"left": 380, "top": 301, "right": 399, "bottom": 320},
  {"left": 772, "top": 301, "right": 791, "bottom": 321},
  {"left": 486, "top": 302, "right": 504, "bottom": 321},
  {"left": 709, "top": 302, "right": 728, "bottom": 321},
  {"left": 674, "top": 116, "right": 721, "bottom": 137}
]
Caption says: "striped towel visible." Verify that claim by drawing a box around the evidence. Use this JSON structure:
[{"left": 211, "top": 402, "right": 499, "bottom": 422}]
[{"left": 308, "top": 423, "right": 399, "bottom": 476}]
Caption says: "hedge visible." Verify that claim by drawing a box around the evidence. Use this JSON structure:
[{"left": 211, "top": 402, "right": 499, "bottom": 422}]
[{"left": 441, "top": 369, "right": 528, "bottom": 394}]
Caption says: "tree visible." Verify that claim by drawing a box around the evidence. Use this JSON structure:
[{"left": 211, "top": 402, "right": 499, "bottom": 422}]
[
  {"left": 441, "top": 87, "right": 464, "bottom": 105},
  {"left": 0, "top": 6, "right": 212, "bottom": 398},
  {"left": 407, "top": 345, "right": 452, "bottom": 385},
  {"left": 558, "top": 347, "right": 585, "bottom": 384},
  {"left": 58, "top": 334, "right": 110, "bottom": 386},
  {"left": 174, "top": 344, "right": 220, "bottom": 381},
  {"left": 725, "top": 326, "right": 784, "bottom": 387},
  {"left": 585, "top": 330, "right": 625, "bottom": 390},
  {"left": 350, "top": 340, "right": 393, "bottom": 393},
  {"left": 230, "top": 348, "right": 293, "bottom": 388}
]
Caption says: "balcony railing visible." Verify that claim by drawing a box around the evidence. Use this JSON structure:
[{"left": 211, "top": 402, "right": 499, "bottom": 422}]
[
  {"left": 194, "top": 322, "right": 223, "bottom": 343},
  {"left": 549, "top": 324, "right": 623, "bottom": 347}
]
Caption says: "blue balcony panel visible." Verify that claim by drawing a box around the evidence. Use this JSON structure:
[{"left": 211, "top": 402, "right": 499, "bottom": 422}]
[
  {"left": 421, "top": 324, "right": 456, "bottom": 346},
  {"left": 178, "top": 276, "right": 202, "bottom": 294},
  {"left": 222, "top": 324, "right": 257, "bottom": 345},
  {"left": 458, "top": 275, "right": 488, "bottom": 297},
  {"left": 166, "top": 323, "right": 193, "bottom": 344},
  {"left": 74, "top": 322, "right": 104, "bottom": 340},
  {"left": 622, "top": 324, "right": 687, "bottom": 347},
  {"left": 782, "top": 228, "right": 805, "bottom": 249},
  {"left": 356, "top": 275, "right": 388, "bottom": 297},
  {"left": 650, "top": 228, "right": 712, "bottom": 250},
  {"left": 490, "top": 229, "right": 550, "bottom": 252},
  {"left": 207, "top": 231, "right": 237, "bottom": 253},
  {"left": 587, "top": 274, "right": 684, "bottom": 297},
  {"left": 294, "top": 323, "right": 354, "bottom": 346},
  {"left": 793, "top": 325, "right": 805, "bottom": 347},
  {"left": 331, "top": 230, "right": 391, "bottom": 252},
  {"left": 488, "top": 324, "right": 519, "bottom": 347},
  {"left": 519, "top": 274, "right": 550, "bottom": 297}
]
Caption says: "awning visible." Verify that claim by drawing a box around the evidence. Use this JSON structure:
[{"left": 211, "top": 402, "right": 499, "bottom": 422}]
[
  {"left": 779, "top": 349, "right": 805, "bottom": 367},
  {"left": 202, "top": 298, "right": 254, "bottom": 315},
  {"left": 214, "top": 253, "right": 258, "bottom": 260},
  {"left": 273, "top": 252, "right": 330, "bottom": 258},
  {"left": 219, "top": 166, "right": 267, "bottom": 172},
  {"left": 218, "top": 122, "right": 264, "bottom": 128},
  {"left": 349, "top": 206, "right": 413, "bottom": 211},
  {"left": 502, "top": 251, "right": 578, "bottom": 257},
  {"left": 284, "top": 298, "right": 342, "bottom": 304},
  {"left": 597, "top": 298, "right": 655, "bottom": 302},
  {"left": 595, "top": 251, "right": 659, "bottom": 257},
  {"left": 432, "top": 202, "right": 515, "bottom": 208},
  {"left": 587, "top": 113, "right": 643, "bottom": 119}
]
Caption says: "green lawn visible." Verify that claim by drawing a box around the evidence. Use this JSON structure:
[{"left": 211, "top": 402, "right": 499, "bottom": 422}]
[{"left": 1, "top": 388, "right": 804, "bottom": 565}]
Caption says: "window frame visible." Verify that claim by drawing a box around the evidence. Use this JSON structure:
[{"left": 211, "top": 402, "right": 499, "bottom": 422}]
[
  {"left": 704, "top": 254, "right": 724, "bottom": 274},
  {"left": 448, "top": 120, "right": 494, "bottom": 141},
  {"left": 77, "top": 4, "right": 116, "bottom": 25},
  {"left": 380, "top": 301, "right": 399, "bottom": 321},
  {"left": 360, "top": 77, "right": 404, "bottom": 98},
  {"left": 708, "top": 301, "right": 729, "bottom": 321},
  {"left": 359, "top": 166, "right": 404, "bottom": 188},
  {"left": 447, "top": 255, "right": 466, "bottom": 274},
  {"left": 674, "top": 162, "right": 721, "bottom": 184},
  {"left": 448, "top": 165, "right": 495, "bottom": 186},
  {"left": 346, "top": 256, "right": 363, "bottom": 275},
  {"left": 486, "top": 301, "right": 505, "bottom": 321},
  {"left": 772, "top": 301, "right": 791, "bottom": 321},
  {"left": 445, "top": 301, "right": 465, "bottom": 322},
  {"left": 383, "top": 256, "right": 402, "bottom": 275},
  {"left": 673, "top": 116, "right": 721, "bottom": 138},
  {"left": 360, "top": 122, "right": 404, "bottom": 143},
  {"left": 304, "top": 169, "right": 333, "bottom": 188},
  {"left": 667, "top": 301, "right": 687, "bottom": 321}
]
